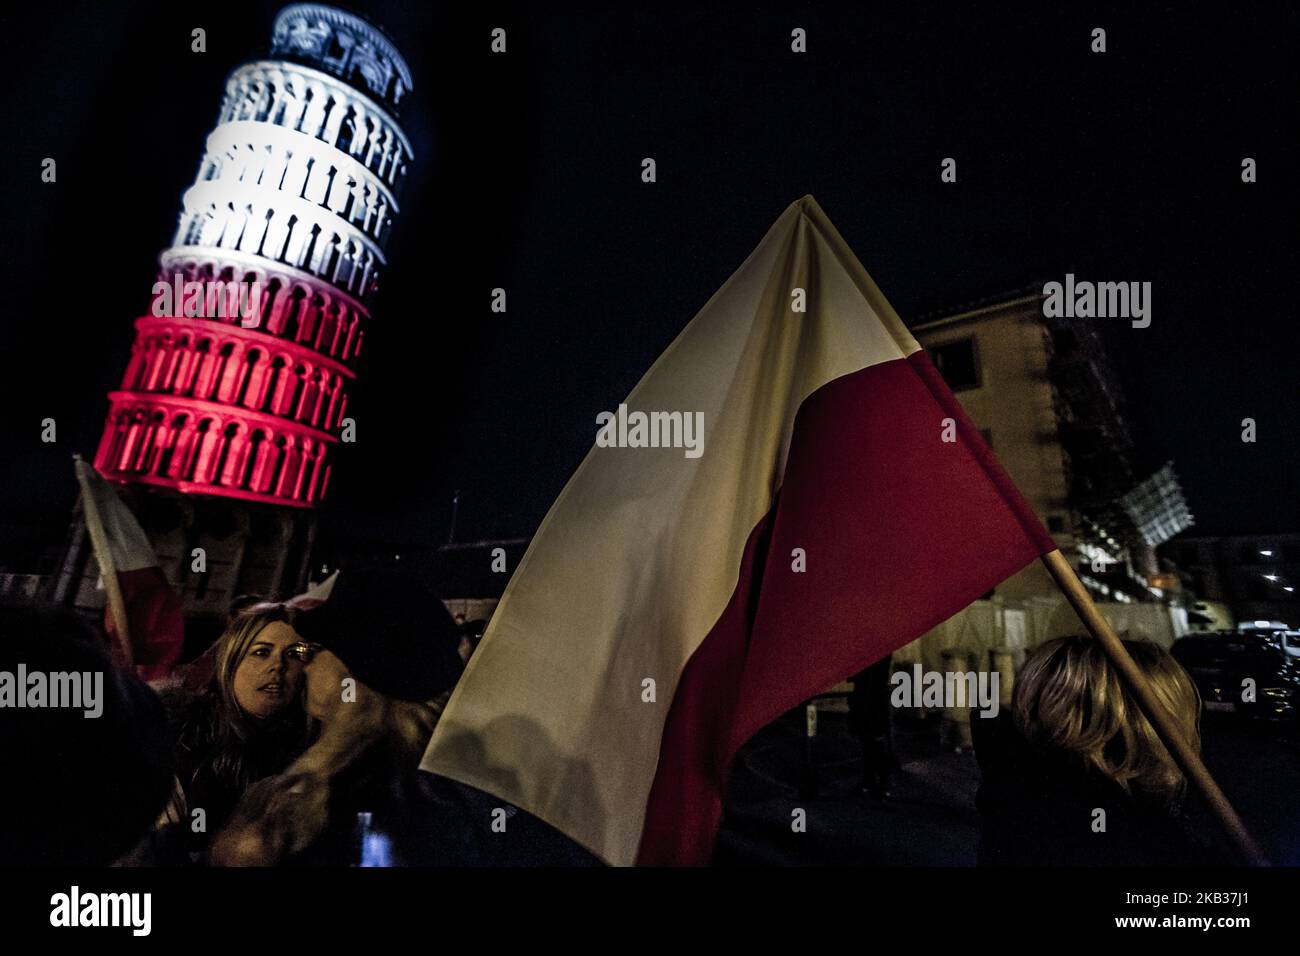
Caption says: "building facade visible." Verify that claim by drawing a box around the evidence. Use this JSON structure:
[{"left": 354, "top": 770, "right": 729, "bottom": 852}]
[
  {"left": 898, "top": 287, "right": 1194, "bottom": 670},
  {"left": 51, "top": 4, "right": 414, "bottom": 640}
]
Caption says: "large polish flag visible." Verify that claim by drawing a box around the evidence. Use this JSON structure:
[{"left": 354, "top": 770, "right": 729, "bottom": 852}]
[
  {"left": 420, "top": 196, "right": 1057, "bottom": 865},
  {"left": 76, "top": 458, "right": 186, "bottom": 681}
]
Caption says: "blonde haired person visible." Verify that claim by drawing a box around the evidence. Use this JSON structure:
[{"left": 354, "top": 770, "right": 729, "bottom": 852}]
[
  {"left": 209, "top": 562, "right": 464, "bottom": 866},
  {"left": 972, "top": 635, "right": 1226, "bottom": 865},
  {"left": 161, "top": 602, "right": 315, "bottom": 857},
  {"left": 210, "top": 648, "right": 448, "bottom": 866}
]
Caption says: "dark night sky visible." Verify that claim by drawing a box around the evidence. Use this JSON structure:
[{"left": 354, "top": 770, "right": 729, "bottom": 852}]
[{"left": 1, "top": 1, "right": 1296, "bottom": 569}]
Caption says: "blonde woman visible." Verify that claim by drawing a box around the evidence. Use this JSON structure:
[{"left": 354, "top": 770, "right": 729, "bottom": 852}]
[
  {"left": 972, "top": 635, "right": 1225, "bottom": 865},
  {"left": 163, "top": 602, "right": 316, "bottom": 855},
  {"left": 209, "top": 562, "right": 464, "bottom": 866},
  {"left": 209, "top": 646, "right": 448, "bottom": 866}
]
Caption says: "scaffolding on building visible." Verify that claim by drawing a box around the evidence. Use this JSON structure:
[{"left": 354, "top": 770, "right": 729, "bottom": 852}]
[{"left": 1122, "top": 462, "right": 1195, "bottom": 547}]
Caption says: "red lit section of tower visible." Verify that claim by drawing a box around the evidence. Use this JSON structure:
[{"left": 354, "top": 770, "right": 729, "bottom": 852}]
[{"left": 94, "top": 4, "right": 413, "bottom": 509}]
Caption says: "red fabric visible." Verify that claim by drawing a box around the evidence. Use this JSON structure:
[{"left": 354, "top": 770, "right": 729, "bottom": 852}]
[
  {"left": 106, "top": 566, "right": 186, "bottom": 681},
  {"left": 636, "top": 351, "right": 1056, "bottom": 865}
]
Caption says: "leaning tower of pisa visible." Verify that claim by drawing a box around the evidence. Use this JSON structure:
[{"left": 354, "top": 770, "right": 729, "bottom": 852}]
[
  {"left": 62, "top": 4, "right": 414, "bottom": 621},
  {"left": 95, "top": 3, "right": 412, "bottom": 508}
]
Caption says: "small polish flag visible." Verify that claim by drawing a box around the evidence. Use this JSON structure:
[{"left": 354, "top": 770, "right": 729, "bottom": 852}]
[{"left": 75, "top": 458, "right": 185, "bottom": 680}]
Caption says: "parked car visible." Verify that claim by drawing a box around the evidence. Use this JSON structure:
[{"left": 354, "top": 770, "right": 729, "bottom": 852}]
[
  {"left": 1238, "top": 620, "right": 1291, "bottom": 633},
  {"left": 1171, "top": 630, "right": 1300, "bottom": 728}
]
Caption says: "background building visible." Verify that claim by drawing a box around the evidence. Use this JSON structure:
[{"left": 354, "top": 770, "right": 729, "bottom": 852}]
[
  {"left": 1164, "top": 534, "right": 1300, "bottom": 629},
  {"left": 898, "top": 286, "right": 1195, "bottom": 672},
  {"left": 44, "top": 3, "right": 414, "bottom": 647}
]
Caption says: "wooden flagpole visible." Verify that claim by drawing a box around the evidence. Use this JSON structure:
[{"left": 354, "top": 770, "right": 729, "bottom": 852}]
[
  {"left": 1040, "top": 548, "right": 1269, "bottom": 865},
  {"left": 74, "top": 456, "right": 135, "bottom": 667}
]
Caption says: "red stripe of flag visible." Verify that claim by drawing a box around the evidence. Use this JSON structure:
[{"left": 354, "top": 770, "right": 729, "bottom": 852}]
[{"left": 637, "top": 352, "right": 1055, "bottom": 865}]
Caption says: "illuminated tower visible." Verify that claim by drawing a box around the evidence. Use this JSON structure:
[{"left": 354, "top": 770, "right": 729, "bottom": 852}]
[
  {"left": 95, "top": 3, "right": 412, "bottom": 507},
  {"left": 58, "top": 5, "right": 414, "bottom": 624}
]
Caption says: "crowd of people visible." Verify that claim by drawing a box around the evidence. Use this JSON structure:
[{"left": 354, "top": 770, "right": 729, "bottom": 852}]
[
  {"left": 1, "top": 561, "right": 592, "bottom": 866},
  {"left": 0, "top": 565, "right": 1232, "bottom": 866}
]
